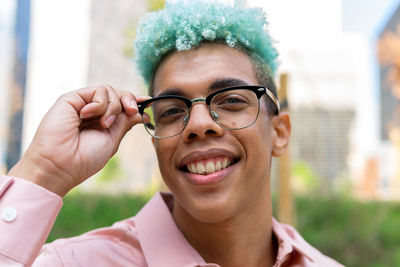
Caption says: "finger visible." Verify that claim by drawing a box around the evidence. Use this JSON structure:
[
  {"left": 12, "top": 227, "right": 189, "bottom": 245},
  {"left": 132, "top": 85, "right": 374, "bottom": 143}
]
[
  {"left": 120, "top": 93, "right": 138, "bottom": 116},
  {"left": 120, "top": 93, "right": 151, "bottom": 116},
  {"left": 112, "top": 111, "right": 142, "bottom": 134},
  {"left": 114, "top": 96, "right": 144, "bottom": 132},
  {"left": 100, "top": 85, "right": 122, "bottom": 128},
  {"left": 142, "top": 113, "right": 151, "bottom": 124},
  {"left": 136, "top": 95, "right": 152, "bottom": 102},
  {"left": 105, "top": 93, "right": 151, "bottom": 154},
  {"left": 107, "top": 111, "right": 143, "bottom": 153},
  {"left": 78, "top": 86, "right": 109, "bottom": 119}
]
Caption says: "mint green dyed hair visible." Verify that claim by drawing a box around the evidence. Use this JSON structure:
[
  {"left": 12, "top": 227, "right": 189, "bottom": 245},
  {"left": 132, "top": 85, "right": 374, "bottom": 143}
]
[{"left": 134, "top": 0, "right": 279, "bottom": 88}]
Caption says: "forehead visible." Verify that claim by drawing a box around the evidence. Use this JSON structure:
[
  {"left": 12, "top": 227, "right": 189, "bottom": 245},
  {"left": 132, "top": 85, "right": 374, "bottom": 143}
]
[{"left": 152, "top": 44, "right": 258, "bottom": 96}]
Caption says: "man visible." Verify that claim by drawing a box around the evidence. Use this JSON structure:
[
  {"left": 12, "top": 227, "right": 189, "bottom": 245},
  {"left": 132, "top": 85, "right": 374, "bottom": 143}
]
[{"left": 0, "top": 1, "right": 343, "bottom": 266}]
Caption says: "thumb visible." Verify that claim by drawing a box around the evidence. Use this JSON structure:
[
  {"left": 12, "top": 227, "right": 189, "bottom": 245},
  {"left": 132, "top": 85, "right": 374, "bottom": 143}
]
[{"left": 107, "top": 111, "right": 143, "bottom": 150}]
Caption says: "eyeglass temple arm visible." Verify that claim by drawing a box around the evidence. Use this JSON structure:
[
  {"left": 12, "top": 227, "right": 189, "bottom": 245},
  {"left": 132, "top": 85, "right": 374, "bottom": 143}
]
[{"left": 264, "top": 88, "right": 280, "bottom": 113}]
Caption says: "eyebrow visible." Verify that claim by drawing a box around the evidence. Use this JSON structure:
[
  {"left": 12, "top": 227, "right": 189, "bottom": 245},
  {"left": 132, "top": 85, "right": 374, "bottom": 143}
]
[
  {"left": 209, "top": 78, "right": 249, "bottom": 91},
  {"left": 155, "top": 77, "right": 250, "bottom": 97},
  {"left": 156, "top": 88, "right": 184, "bottom": 97}
]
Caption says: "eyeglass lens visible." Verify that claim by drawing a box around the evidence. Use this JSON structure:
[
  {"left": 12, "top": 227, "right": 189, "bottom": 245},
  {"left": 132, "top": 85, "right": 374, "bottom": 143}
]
[{"left": 142, "top": 89, "right": 260, "bottom": 138}]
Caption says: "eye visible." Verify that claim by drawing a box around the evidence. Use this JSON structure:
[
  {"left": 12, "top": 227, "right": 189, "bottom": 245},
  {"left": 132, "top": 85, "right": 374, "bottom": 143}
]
[
  {"left": 220, "top": 96, "right": 247, "bottom": 104},
  {"left": 151, "top": 98, "right": 188, "bottom": 123},
  {"left": 159, "top": 107, "right": 186, "bottom": 119},
  {"left": 213, "top": 94, "right": 250, "bottom": 110}
]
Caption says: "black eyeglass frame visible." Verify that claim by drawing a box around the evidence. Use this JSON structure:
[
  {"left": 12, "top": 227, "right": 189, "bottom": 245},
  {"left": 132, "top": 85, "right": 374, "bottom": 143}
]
[{"left": 137, "top": 85, "right": 280, "bottom": 138}]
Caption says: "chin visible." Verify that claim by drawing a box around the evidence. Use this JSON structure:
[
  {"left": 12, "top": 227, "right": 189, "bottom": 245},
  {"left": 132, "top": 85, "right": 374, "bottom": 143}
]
[
  {"left": 189, "top": 206, "right": 234, "bottom": 224},
  {"left": 178, "top": 190, "right": 238, "bottom": 223}
]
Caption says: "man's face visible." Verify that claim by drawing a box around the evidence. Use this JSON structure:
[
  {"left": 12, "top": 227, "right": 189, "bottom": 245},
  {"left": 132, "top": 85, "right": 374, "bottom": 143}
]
[{"left": 152, "top": 44, "right": 279, "bottom": 223}]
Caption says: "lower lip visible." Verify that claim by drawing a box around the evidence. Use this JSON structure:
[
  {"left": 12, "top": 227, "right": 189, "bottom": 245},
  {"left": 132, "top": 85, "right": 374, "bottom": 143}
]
[{"left": 182, "top": 164, "right": 235, "bottom": 185}]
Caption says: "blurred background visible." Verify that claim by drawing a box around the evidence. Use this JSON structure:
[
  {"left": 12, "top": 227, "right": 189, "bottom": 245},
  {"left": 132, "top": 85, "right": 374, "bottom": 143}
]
[{"left": 1, "top": 0, "right": 400, "bottom": 266}]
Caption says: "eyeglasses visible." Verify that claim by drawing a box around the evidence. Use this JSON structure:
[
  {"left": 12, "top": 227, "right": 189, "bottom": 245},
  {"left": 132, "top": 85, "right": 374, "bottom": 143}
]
[{"left": 137, "top": 85, "right": 280, "bottom": 138}]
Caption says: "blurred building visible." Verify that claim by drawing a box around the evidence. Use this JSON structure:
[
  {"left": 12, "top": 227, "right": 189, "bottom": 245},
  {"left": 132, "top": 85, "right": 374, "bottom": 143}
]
[
  {"left": 260, "top": 0, "right": 357, "bottom": 190},
  {"left": 341, "top": 0, "right": 400, "bottom": 200},
  {"left": 16, "top": 0, "right": 157, "bottom": 193},
  {"left": 0, "top": 1, "right": 17, "bottom": 174},
  {"left": 1, "top": 0, "right": 31, "bottom": 173},
  {"left": 375, "top": 1, "right": 400, "bottom": 199},
  {"left": 291, "top": 108, "right": 355, "bottom": 183},
  {"left": 261, "top": 0, "right": 400, "bottom": 197}
]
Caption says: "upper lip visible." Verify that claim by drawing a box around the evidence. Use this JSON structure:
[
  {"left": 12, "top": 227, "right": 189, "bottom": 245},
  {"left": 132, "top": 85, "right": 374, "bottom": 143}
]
[{"left": 178, "top": 148, "right": 239, "bottom": 168}]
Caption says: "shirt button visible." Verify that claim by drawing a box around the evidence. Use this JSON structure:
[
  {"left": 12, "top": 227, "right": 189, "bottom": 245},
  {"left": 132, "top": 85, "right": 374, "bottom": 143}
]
[{"left": 1, "top": 206, "right": 17, "bottom": 222}]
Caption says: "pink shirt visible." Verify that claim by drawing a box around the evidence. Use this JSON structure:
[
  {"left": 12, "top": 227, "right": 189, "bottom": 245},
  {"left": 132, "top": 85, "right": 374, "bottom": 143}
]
[{"left": 0, "top": 175, "right": 343, "bottom": 266}]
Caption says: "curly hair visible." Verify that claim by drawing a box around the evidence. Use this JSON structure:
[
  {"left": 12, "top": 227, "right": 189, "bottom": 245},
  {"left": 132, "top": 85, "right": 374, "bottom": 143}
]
[{"left": 134, "top": 0, "right": 279, "bottom": 95}]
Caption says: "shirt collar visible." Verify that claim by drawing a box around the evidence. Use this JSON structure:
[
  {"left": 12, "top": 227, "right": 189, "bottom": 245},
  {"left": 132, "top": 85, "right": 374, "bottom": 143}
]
[
  {"left": 135, "top": 192, "right": 313, "bottom": 267},
  {"left": 135, "top": 192, "right": 213, "bottom": 267},
  {"left": 272, "top": 218, "right": 315, "bottom": 263}
]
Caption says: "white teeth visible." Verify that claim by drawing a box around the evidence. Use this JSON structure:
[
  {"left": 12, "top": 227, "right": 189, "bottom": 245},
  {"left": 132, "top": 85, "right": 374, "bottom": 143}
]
[
  {"left": 206, "top": 161, "right": 215, "bottom": 174},
  {"left": 215, "top": 161, "right": 222, "bottom": 171},
  {"left": 222, "top": 158, "right": 228, "bottom": 168},
  {"left": 186, "top": 158, "right": 233, "bottom": 175},
  {"left": 190, "top": 163, "right": 197, "bottom": 174},
  {"left": 196, "top": 162, "right": 206, "bottom": 174}
]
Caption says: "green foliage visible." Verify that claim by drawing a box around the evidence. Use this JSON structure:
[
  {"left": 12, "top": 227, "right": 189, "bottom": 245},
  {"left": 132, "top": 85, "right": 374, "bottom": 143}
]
[
  {"left": 147, "top": 0, "right": 165, "bottom": 11},
  {"left": 291, "top": 160, "right": 319, "bottom": 194},
  {"left": 293, "top": 196, "right": 400, "bottom": 267},
  {"left": 48, "top": 193, "right": 400, "bottom": 266},
  {"left": 96, "top": 154, "right": 124, "bottom": 183}
]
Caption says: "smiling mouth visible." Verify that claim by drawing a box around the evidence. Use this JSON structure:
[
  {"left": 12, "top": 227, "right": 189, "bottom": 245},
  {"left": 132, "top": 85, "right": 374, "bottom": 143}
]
[{"left": 181, "top": 157, "right": 239, "bottom": 175}]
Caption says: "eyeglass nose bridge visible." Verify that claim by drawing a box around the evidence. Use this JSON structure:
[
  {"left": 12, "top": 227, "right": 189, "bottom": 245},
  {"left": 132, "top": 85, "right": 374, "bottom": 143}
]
[
  {"left": 183, "top": 97, "right": 220, "bottom": 125},
  {"left": 191, "top": 97, "right": 206, "bottom": 104}
]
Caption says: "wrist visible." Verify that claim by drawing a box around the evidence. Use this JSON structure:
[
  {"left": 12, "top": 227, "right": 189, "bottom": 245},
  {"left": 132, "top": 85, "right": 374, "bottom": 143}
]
[{"left": 7, "top": 152, "right": 72, "bottom": 197}]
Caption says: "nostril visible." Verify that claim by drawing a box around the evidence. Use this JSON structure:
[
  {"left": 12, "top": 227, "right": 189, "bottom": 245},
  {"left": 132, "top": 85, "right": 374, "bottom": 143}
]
[
  {"left": 187, "top": 129, "right": 217, "bottom": 140},
  {"left": 188, "top": 133, "right": 197, "bottom": 139},
  {"left": 206, "top": 129, "right": 217, "bottom": 135}
]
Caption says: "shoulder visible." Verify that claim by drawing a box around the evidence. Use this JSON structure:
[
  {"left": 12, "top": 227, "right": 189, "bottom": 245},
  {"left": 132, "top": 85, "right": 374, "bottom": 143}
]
[
  {"left": 34, "top": 217, "right": 147, "bottom": 267},
  {"left": 273, "top": 219, "right": 344, "bottom": 267}
]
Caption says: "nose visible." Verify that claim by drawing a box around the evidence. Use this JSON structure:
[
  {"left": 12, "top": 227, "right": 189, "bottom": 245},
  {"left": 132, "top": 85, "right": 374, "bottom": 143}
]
[{"left": 182, "top": 102, "right": 224, "bottom": 142}]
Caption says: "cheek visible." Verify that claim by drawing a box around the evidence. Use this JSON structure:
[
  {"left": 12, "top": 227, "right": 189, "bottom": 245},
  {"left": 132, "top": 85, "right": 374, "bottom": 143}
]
[
  {"left": 154, "top": 139, "right": 177, "bottom": 175},
  {"left": 243, "top": 118, "right": 274, "bottom": 162}
]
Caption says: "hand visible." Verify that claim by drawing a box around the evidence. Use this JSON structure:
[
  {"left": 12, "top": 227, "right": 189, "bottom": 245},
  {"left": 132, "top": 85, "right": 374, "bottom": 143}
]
[{"left": 8, "top": 85, "right": 149, "bottom": 196}]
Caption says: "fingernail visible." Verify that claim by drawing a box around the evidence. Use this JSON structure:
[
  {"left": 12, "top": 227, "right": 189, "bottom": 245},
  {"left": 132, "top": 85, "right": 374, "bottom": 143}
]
[
  {"left": 130, "top": 100, "right": 138, "bottom": 111},
  {"left": 105, "top": 115, "right": 116, "bottom": 128}
]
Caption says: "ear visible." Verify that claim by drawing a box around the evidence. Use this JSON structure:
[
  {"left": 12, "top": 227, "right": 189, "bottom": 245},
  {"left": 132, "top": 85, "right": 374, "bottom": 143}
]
[{"left": 271, "top": 112, "right": 291, "bottom": 157}]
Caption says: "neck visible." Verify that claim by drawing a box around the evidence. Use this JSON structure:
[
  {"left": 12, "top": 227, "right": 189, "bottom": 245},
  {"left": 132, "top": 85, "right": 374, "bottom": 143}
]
[{"left": 173, "top": 188, "right": 277, "bottom": 267}]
